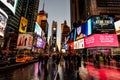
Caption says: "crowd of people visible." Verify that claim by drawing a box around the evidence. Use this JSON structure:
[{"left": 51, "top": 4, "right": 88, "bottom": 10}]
[{"left": 37, "top": 52, "right": 87, "bottom": 80}]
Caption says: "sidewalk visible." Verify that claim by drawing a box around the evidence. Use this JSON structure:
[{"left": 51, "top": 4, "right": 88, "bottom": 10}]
[
  {"left": 79, "top": 61, "right": 88, "bottom": 80},
  {"left": 85, "top": 61, "right": 120, "bottom": 70}
]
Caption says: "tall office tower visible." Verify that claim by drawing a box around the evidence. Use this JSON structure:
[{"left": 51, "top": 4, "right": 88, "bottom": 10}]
[
  {"left": 6, "top": 0, "right": 39, "bottom": 33},
  {"left": 51, "top": 21, "right": 57, "bottom": 52},
  {"left": 3, "top": 0, "right": 39, "bottom": 50},
  {"left": 61, "top": 20, "right": 70, "bottom": 44},
  {"left": 81, "top": 0, "right": 120, "bottom": 20},
  {"left": 23, "top": 0, "right": 39, "bottom": 32},
  {"left": 70, "top": 0, "right": 120, "bottom": 26},
  {"left": 4, "top": 0, "right": 22, "bottom": 33},
  {"left": 70, "top": 0, "right": 81, "bottom": 29},
  {"left": 37, "top": 10, "right": 48, "bottom": 37}
]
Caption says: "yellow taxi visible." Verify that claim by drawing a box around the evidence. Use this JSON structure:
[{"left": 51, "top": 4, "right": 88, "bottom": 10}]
[{"left": 16, "top": 49, "right": 33, "bottom": 63}]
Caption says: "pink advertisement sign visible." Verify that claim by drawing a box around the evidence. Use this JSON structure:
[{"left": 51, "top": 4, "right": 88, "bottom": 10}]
[{"left": 85, "top": 34, "right": 119, "bottom": 48}]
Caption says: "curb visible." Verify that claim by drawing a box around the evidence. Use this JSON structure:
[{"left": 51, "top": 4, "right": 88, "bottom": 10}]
[{"left": 0, "top": 59, "right": 38, "bottom": 72}]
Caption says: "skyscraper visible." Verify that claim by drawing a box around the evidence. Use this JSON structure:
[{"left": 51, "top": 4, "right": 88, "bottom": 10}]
[
  {"left": 3, "top": 0, "right": 39, "bottom": 50},
  {"left": 70, "top": 0, "right": 120, "bottom": 24}
]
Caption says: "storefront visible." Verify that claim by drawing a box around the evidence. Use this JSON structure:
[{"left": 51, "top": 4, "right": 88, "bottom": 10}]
[
  {"left": 84, "top": 34, "right": 119, "bottom": 61},
  {"left": 74, "top": 38, "right": 86, "bottom": 55}
]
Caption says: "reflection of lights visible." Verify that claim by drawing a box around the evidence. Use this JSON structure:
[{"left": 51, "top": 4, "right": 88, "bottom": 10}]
[
  {"left": 87, "top": 65, "right": 120, "bottom": 80},
  {"left": 34, "top": 63, "right": 39, "bottom": 80}
]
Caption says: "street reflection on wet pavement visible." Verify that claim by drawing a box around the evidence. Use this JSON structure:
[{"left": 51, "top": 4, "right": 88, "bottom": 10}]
[
  {"left": 0, "top": 62, "right": 52, "bottom": 80},
  {"left": 0, "top": 60, "right": 77, "bottom": 80}
]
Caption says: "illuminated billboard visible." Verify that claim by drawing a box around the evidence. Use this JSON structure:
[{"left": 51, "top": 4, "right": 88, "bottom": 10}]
[
  {"left": 85, "top": 34, "right": 119, "bottom": 48},
  {"left": 0, "top": 8, "right": 8, "bottom": 37},
  {"left": 114, "top": 20, "right": 120, "bottom": 35},
  {"left": 74, "top": 38, "right": 84, "bottom": 49},
  {"left": 36, "top": 36, "right": 44, "bottom": 48},
  {"left": 19, "top": 17, "right": 28, "bottom": 33},
  {"left": 69, "top": 29, "right": 76, "bottom": 41},
  {"left": 17, "top": 34, "right": 33, "bottom": 49},
  {"left": 76, "top": 18, "right": 92, "bottom": 40},
  {"left": 0, "top": 0, "right": 18, "bottom": 14},
  {"left": 92, "top": 16, "right": 115, "bottom": 34},
  {"left": 34, "top": 22, "right": 42, "bottom": 36}
]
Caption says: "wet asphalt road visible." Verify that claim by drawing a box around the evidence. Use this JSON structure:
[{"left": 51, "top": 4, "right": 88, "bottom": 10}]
[{"left": 0, "top": 61, "right": 78, "bottom": 80}]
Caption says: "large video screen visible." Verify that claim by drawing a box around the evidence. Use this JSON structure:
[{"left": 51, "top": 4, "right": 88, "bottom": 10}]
[
  {"left": 36, "top": 36, "right": 44, "bottom": 48},
  {"left": 0, "top": 0, "right": 18, "bottom": 14},
  {"left": 85, "top": 34, "right": 119, "bottom": 48},
  {"left": 76, "top": 18, "right": 92, "bottom": 40},
  {"left": 114, "top": 20, "right": 120, "bottom": 35},
  {"left": 92, "top": 16, "right": 115, "bottom": 34},
  {"left": 34, "top": 22, "right": 42, "bottom": 36},
  {"left": 17, "top": 34, "right": 33, "bottom": 49},
  {"left": 69, "top": 29, "right": 76, "bottom": 41},
  {"left": 0, "top": 8, "right": 8, "bottom": 37}
]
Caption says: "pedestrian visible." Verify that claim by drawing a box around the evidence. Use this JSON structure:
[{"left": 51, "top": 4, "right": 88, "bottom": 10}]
[{"left": 107, "top": 54, "right": 111, "bottom": 65}]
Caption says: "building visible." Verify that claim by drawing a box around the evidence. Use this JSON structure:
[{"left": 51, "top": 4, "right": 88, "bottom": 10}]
[
  {"left": 36, "top": 10, "right": 48, "bottom": 37},
  {"left": 51, "top": 20, "right": 57, "bottom": 52},
  {"left": 0, "top": 0, "right": 19, "bottom": 49},
  {"left": 2, "top": 0, "right": 39, "bottom": 50},
  {"left": 61, "top": 20, "right": 70, "bottom": 44},
  {"left": 70, "top": 0, "right": 120, "bottom": 28},
  {"left": 22, "top": 0, "right": 39, "bottom": 32},
  {"left": 70, "top": 0, "right": 82, "bottom": 29}
]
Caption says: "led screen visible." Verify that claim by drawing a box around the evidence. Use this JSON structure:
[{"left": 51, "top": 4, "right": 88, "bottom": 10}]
[
  {"left": 76, "top": 18, "right": 92, "bottom": 40},
  {"left": 85, "top": 34, "right": 119, "bottom": 48},
  {"left": 92, "top": 16, "right": 115, "bottom": 34},
  {"left": 36, "top": 36, "right": 44, "bottom": 48},
  {"left": 0, "top": 8, "right": 8, "bottom": 37},
  {"left": 34, "top": 22, "right": 42, "bottom": 36},
  {"left": 114, "top": 20, "right": 120, "bottom": 35},
  {"left": 17, "top": 34, "right": 33, "bottom": 49},
  {"left": 0, "top": 0, "right": 18, "bottom": 14},
  {"left": 69, "top": 29, "right": 76, "bottom": 41}
]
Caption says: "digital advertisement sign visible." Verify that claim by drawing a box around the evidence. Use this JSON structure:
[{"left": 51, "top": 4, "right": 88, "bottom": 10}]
[
  {"left": 69, "top": 29, "right": 76, "bottom": 41},
  {"left": 92, "top": 16, "right": 115, "bottom": 34},
  {"left": 85, "top": 34, "right": 119, "bottom": 48},
  {"left": 0, "top": 0, "right": 18, "bottom": 14},
  {"left": 68, "top": 42, "right": 74, "bottom": 50},
  {"left": 114, "top": 20, "right": 120, "bottom": 35},
  {"left": 76, "top": 18, "right": 92, "bottom": 40},
  {"left": 17, "top": 34, "right": 33, "bottom": 49},
  {"left": 74, "top": 38, "right": 84, "bottom": 49},
  {"left": 0, "top": 8, "right": 8, "bottom": 37},
  {"left": 36, "top": 36, "right": 44, "bottom": 48},
  {"left": 34, "top": 22, "right": 42, "bottom": 36},
  {"left": 19, "top": 17, "right": 28, "bottom": 33}
]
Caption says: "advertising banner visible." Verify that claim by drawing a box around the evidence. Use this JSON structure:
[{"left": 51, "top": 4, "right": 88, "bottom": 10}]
[
  {"left": 17, "top": 34, "right": 33, "bottom": 49},
  {"left": 78, "top": 38, "right": 84, "bottom": 49},
  {"left": 92, "top": 16, "right": 115, "bottom": 34},
  {"left": 68, "top": 42, "right": 74, "bottom": 50},
  {"left": 19, "top": 17, "right": 28, "bottom": 33},
  {"left": 114, "top": 20, "right": 120, "bottom": 35},
  {"left": 0, "top": 0, "right": 18, "bottom": 14},
  {"left": 0, "top": 8, "right": 8, "bottom": 37},
  {"left": 76, "top": 18, "right": 92, "bottom": 40},
  {"left": 74, "top": 41, "right": 78, "bottom": 49},
  {"left": 68, "top": 29, "right": 76, "bottom": 41},
  {"left": 74, "top": 38, "right": 84, "bottom": 49},
  {"left": 34, "top": 22, "right": 42, "bottom": 36},
  {"left": 85, "top": 34, "right": 119, "bottom": 48},
  {"left": 36, "top": 36, "right": 44, "bottom": 48}
]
